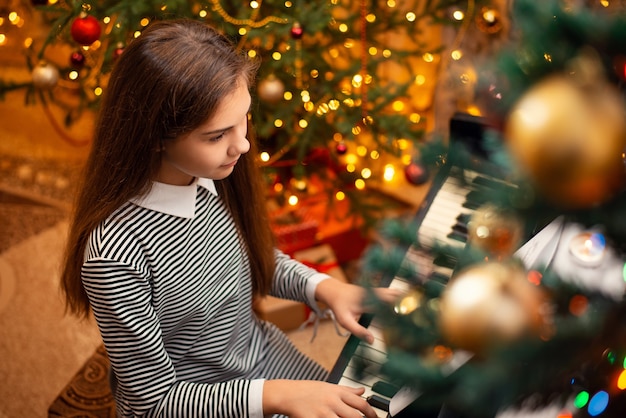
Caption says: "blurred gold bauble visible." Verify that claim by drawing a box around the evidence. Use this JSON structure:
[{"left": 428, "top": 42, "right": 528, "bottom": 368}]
[
  {"left": 258, "top": 74, "right": 285, "bottom": 103},
  {"left": 439, "top": 262, "right": 550, "bottom": 355},
  {"left": 382, "top": 289, "right": 428, "bottom": 352},
  {"left": 505, "top": 74, "right": 626, "bottom": 208},
  {"left": 475, "top": 7, "right": 503, "bottom": 34},
  {"left": 468, "top": 204, "right": 524, "bottom": 258}
]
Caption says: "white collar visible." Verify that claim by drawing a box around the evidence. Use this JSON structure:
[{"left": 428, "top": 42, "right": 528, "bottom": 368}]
[{"left": 130, "top": 178, "right": 217, "bottom": 218}]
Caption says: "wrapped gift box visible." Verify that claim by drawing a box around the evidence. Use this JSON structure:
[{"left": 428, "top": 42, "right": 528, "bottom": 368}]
[
  {"left": 254, "top": 244, "right": 348, "bottom": 332},
  {"left": 269, "top": 197, "right": 370, "bottom": 262},
  {"left": 270, "top": 206, "right": 320, "bottom": 255}
]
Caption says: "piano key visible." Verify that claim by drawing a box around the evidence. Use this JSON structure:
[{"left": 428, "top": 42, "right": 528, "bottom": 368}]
[
  {"left": 432, "top": 253, "right": 457, "bottom": 270},
  {"left": 419, "top": 199, "right": 475, "bottom": 247},
  {"left": 354, "top": 342, "right": 388, "bottom": 366},
  {"left": 400, "top": 249, "right": 434, "bottom": 279},
  {"left": 457, "top": 212, "right": 471, "bottom": 222},
  {"left": 472, "top": 174, "right": 508, "bottom": 189},
  {"left": 429, "top": 270, "right": 451, "bottom": 285},
  {"left": 338, "top": 375, "right": 389, "bottom": 418},
  {"left": 365, "top": 328, "right": 387, "bottom": 354},
  {"left": 343, "top": 363, "right": 386, "bottom": 388},
  {"left": 462, "top": 190, "right": 487, "bottom": 210},
  {"left": 387, "top": 276, "right": 412, "bottom": 292},
  {"left": 367, "top": 394, "right": 391, "bottom": 411},
  {"left": 336, "top": 279, "right": 418, "bottom": 416},
  {"left": 372, "top": 380, "right": 400, "bottom": 398},
  {"left": 421, "top": 168, "right": 518, "bottom": 250},
  {"left": 446, "top": 230, "right": 467, "bottom": 244}
]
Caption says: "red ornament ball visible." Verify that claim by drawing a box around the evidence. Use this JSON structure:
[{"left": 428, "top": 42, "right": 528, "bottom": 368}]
[
  {"left": 404, "top": 161, "right": 429, "bottom": 185},
  {"left": 290, "top": 22, "right": 304, "bottom": 39},
  {"left": 70, "top": 51, "right": 86, "bottom": 68},
  {"left": 335, "top": 142, "right": 348, "bottom": 155},
  {"left": 113, "top": 46, "right": 124, "bottom": 60},
  {"left": 70, "top": 15, "right": 101, "bottom": 46}
]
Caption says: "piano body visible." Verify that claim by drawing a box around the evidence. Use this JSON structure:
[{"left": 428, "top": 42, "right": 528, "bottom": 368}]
[{"left": 327, "top": 113, "right": 541, "bottom": 417}]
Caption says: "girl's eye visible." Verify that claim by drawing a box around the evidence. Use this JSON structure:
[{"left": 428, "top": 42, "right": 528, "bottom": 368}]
[{"left": 209, "top": 131, "right": 226, "bottom": 142}]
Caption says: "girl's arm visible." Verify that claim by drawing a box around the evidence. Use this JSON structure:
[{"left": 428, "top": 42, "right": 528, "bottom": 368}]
[
  {"left": 82, "top": 258, "right": 260, "bottom": 417},
  {"left": 271, "top": 248, "right": 402, "bottom": 342}
]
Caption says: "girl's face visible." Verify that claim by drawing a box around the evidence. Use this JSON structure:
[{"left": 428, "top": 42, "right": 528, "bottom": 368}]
[{"left": 157, "top": 79, "right": 252, "bottom": 185}]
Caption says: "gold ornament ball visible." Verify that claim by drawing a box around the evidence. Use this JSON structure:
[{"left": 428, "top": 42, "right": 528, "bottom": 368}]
[
  {"left": 31, "top": 62, "right": 60, "bottom": 90},
  {"left": 468, "top": 204, "right": 524, "bottom": 258},
  {"left": 383, "top": 289, "right": 428, "bottom": 352},
  {"left": 439, "top": 262, "right": 549, "bottom": 355},
  {"left": 475, "top": 7, "right": 503, "bottom": 34},
  {"left": 505, "top": 75, "right": 626, "bottom": 209},
  {"left": 258, "top": 74, "right": 285, "bottom": 103}
]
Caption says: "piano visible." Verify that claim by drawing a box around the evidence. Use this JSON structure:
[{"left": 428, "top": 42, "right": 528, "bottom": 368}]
[{"left": 327, "top": 113, "right": 534, "bottom": 418}]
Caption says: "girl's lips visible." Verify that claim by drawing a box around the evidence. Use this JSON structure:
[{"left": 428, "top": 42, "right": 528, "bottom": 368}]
[{"left": 222, "top": 159, "right": 238, "bottom": 168}]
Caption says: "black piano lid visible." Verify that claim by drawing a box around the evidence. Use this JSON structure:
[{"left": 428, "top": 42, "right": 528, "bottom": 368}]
[{"left": 449, "top": 112, "right": 491, "bottom": 161}]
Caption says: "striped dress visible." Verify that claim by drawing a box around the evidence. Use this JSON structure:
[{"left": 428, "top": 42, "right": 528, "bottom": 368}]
[{"left": 81, "top": 178, "right": 330, "bottom": 417}]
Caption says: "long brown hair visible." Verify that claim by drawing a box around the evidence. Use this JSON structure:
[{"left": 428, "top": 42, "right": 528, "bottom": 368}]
[{"left": 60, "top": 19, "right": 275, "bottom": 318}]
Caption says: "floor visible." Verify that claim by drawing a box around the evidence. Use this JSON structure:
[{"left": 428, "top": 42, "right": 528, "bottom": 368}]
[{"left": 0, "top": 53, "right": 105, "bottom": 417}]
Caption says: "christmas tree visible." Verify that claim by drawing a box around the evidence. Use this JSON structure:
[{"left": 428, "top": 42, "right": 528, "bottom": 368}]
[
  {"left": 10, "top": 1, "right": 626, "bottom": 415},
  {"left": 0, "top": 0, "right": 510, "bottom": 227},
  {"left": 359, "top": 1, "right": 626, "bottom": 417}
]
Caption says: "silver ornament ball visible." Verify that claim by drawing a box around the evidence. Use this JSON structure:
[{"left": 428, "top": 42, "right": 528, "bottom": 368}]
[{"left": 32, "top": 62, "right": 60, "bottom": 90}]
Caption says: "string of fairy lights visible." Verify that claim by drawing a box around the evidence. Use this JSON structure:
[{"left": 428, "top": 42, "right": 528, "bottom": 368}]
[{"left": 0, "top": 0, "right": 506, "bottom": 211}]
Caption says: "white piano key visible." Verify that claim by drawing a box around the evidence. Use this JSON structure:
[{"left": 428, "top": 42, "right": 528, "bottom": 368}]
[
  {"left": 432, "top": 264, "right": 454, "bottom": 279},
  {"left": 418, "top": 225, "right": 464, "bottom": 249},
  {"left": 354, "top": 343, "right": 387, "bottom": 365},
  {"left": 388, "top": 277, "right": 412, "bottom": 292},
  {"left": 365, "top": 327, "right": 388, "bottom": 353},
  {"left": 338, "top": 376, "right": 389, "bottom": 418},
  {"left": 343, "top": 364, "right": 386, "bottom": 387}
]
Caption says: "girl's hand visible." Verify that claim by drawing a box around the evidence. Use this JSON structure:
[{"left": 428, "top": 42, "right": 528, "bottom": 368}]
[
  {"left": 314, "top": 278, "right": 402, "bottom": 344},
  {"left": 263, "top": 379, "right": 379, "bottom": 418}
]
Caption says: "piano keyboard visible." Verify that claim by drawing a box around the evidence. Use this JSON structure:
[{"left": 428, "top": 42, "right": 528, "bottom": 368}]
[
  {"left": 335, "top": 277, "right": 413, "bottom": 418},
  {"left": 329, "top": 165, "right": 515, "bottom": 417},
  {"left": 418, "top": 166, "right": 515, "bottom": 252}
]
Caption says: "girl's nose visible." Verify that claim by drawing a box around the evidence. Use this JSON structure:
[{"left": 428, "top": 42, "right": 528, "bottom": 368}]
[
  {"left": 232, "top": 135, "right": 250, "bottom": 156},
  {"left": 229, "top": 119, "right": 250, "bottom": 156}
]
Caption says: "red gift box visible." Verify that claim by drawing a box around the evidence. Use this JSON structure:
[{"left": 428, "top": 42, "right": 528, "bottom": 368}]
[{"left": 270, "top": 208, "right": 319, "bottom": 254}]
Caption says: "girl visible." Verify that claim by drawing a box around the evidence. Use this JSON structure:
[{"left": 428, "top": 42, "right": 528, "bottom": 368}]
[{"left": 60, "top": 18, "right": 395, "bottom": 418}]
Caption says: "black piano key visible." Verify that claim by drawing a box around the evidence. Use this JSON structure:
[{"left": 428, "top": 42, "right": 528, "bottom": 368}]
[
  {"left": 447, "top": 220, "right": 468, "bottom": 243},
  {"left": 429, "top": 271, "right": 450, "bottom": 285},
  {"left": 461, "top": 190, "right": 486, "bottom": 210},
  {"left": 433, "top": 253, "right": 456, "bottom": 269},
  {"left": 456, "top": 213, "right": 471, "bottom": 225},
  {"left": 472, "top": 175, "right": 503, "bottom": 189},
  {"left": 372, "top": 380, "right": 400, "bottom": 398},
  {"left": 367, "top": 394, "right": 390, "bottom": 412},
  {"left": 446, "top": 230, "right": 467, "bottom": 243},
  {"left": 452, "top": 221, "right": 468, "bottom": 235}
]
